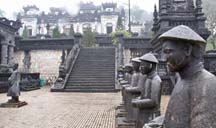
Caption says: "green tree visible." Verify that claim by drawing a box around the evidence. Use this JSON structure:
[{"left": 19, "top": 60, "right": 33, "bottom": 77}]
[
  {"left": 82, "top": 28, "right": 95, "bottom": 47},
  {"left": 69, "top": 24, "right": 75, "bottom": 37},
  {"left": 203, "top": 0, "right": 216, "bottom": 49},
  {"left": 130, "top": 5, "right": 152, "bottom": 22},
  {"left": 22, "top": 26, "right": 28, "bottom": 39},
  {"left": 52, "top": 26, "right": 61, "bottom": 38},
  {"left": 0, "top": 9, "right": 4, "bottom": 17},
  {"left": 111, "top": 30, "right": 131, "bottom": 45},
  {"left": 117, "top": 16, "right": 124, "bottom": 30}
]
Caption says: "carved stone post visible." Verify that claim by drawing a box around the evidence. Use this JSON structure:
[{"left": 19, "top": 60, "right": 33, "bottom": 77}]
[
  {"left": 23, "top": 50, "right": 31, "bottom": 73},
  {"left": 8, "top": 38, "right": 15, "bottom": 65},
  {"left": 116, "top": 32, "right": 124, "bottom": 67},
  {"left": 74, "top": 33, "right": 82, "bottom": 46},
  {"left": 61, "top": 50, "right": 66, "bottom": 65},
  {"left": 1, "top": 39, "right": 8, "bottom": 65}
]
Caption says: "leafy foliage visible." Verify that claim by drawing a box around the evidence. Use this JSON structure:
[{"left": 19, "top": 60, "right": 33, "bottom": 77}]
[
  {"left": 0, "top": 9, "right": 4, "bottom": 17},
  {"left": 111, "top": 30, "right": 131, "bottom": 45},
  {"left": 22, "top": 26, "right": 28, "bottom": 39},
  {"left": 69, "top": 24, "right": 75, "bottom": 37},
  {"left": 131, "top": 5, "right": 152, "bottom": 22},
  {"left": 52, "top": 26, "right": 61, "bottom": 38},
  {"left": 203, "top": 0, "right": 216, "bottom": 49},
  {"left": 82, "top": 28, "right": 95, "bottom": 47}
]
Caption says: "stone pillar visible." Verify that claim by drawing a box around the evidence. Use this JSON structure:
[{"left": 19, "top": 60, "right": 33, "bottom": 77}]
[
  {"left": 1, "top": 40, "right": 8, "bottom": 65},
  {"left": 74, "top": 33, "right": 83, "bottom": 46},
  {"left": 61, "top": 50, "right": 66, "bottom": 65},
  {"left": 23, "top": 50, "right": 31, "bottom": 73},
  {"left": 8, "top": 39, "right": 15, "bottom": 65},
  {"left": 116, "top": 32, "right": 124, "bottom": 67}
]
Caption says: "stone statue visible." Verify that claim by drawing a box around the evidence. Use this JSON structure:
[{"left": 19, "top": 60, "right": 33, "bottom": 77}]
[
  {"left": 124, "top": 57, "right": 142, "bottom": 122},
  {"left": 123, "top": 64, "right": 133, "bottom": 84},
  {"left": 121, "top": 63, "right": 133, "bottom": 106},
  {"left": 0, "top": 63, "right": 27, "bottom": 108},
  {"left": 160, "top": 25, "right": 216, "bottom": 128},
  {"left": 130, "top": 57, "right": 141, "bottom": 87},
  {"left": 132, "top": 53, "right": 162, "bottom": 128},
  {"left": 7, "top": 63, "right": 20, "bottom": 103}
]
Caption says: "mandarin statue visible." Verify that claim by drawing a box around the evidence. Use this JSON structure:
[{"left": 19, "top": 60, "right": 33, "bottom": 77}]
[
  {"left": 124, "top": 57, "right": 142, "bottom": 122},
  {"left": 0, "top": 63, "right": 27, "bottom": 108},
  {"left": 159, "top": 25, "right": 216, "bottom": 128},
  {"left": 7, "top": 63, "right": 20, "bottom": 103},
  {"left": 132, "top": 53, "right": 162, "bottom": 128}
]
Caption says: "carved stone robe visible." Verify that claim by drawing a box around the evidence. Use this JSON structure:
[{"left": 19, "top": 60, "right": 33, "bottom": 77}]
[
  {"left": 165, "top": 64, "right": 216, "bottom": 128},
  {"left": 7, "top": 70, "right": 20, "bottom": 97}
]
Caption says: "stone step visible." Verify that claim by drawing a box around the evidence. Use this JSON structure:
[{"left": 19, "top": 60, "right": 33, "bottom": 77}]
[
  {"left": 70, "top": 71, "right": 115, "bottom": 74},
  {"left": 70, "top": 72, "right": 115, "bottom": 78},
  {"left": 66, "top": 82, "right": 115, "bottom": 86},
  {"left": 65, "top": 85, "right": 114, "bottom": 89},
  {"left": 70, "top": 76, "right": 115, "bottom": 79},
  {"left": 72, "top": 67, "right": 115, "bottom": 70},
  {"left": 68, "top": 77, "right": 115, "bottom": 80},
  {"left": 67, "top": 81, "right": 115, "bottom": 84},
  {"left": 71, "top": 71, "right": 115, "bottom": 74},
  {"left": 64, "top": 47, "right": 115, "bottom": 92},
  {"left": 73, "top": 64, "right": 115, "bottom": 67},
  {"left": 63, "top": 88, "right": 117, "bottom": 92}
]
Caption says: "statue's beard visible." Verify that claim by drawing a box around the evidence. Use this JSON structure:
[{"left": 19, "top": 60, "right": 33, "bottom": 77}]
[
  {"left": 141, "top": 64, "right": 152, "bottom": 75},
  {"left": 167, "top": 55, "right": 188, "bottom": 72}
]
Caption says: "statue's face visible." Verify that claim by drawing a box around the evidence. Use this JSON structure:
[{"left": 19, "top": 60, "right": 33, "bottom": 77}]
[
  {"left": 125, "top": 66, "right": 133, "bottom": 74},
  {"left": 132, "top": 62, "right": 140, "bottom": 71},
  {"left": 140, "top": 60, "right": 153, "bottom": 75},
  {"left": 13, "top": 64, "right": 18, "bottom": 70},
  {"left": 162, "top": 40, "right": 190, "bottom": 72}
]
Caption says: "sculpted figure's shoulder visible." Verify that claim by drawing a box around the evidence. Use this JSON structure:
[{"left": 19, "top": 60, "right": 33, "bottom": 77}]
[{"left": 152, "top": 75, "right": 162, "bottom": 85}]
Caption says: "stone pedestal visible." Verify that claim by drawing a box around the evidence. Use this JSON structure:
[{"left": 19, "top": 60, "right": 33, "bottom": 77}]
[
  {"left": 0, "top": 101, "right": 27, "bottom": 108},
  {"left": 115, "top": 104, "right": 136, "bottom": 128},
  {"left": 8, "top": 45, "right": 14, "bottom": 65},
  {"left": 116, "top": 117, "right": 135, "bottom": 128},
  {"left": 1, "top": 44, "right": 8, "bottom": 65}
]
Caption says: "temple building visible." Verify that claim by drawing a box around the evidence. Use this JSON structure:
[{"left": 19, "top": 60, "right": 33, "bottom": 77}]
[
  {"left": 0, "top": 17, "right": 21, "bottom": 71},
  {"left": 18, "top": 2, "right": 126, "bottom": 37},
  {"left": 151, "top": 0, "right": 210, "bottom": 56}
]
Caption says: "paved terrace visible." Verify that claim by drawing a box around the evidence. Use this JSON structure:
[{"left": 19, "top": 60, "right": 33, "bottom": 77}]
[{"left": 0, "top": 87, "right": 169, "bottom": 128}]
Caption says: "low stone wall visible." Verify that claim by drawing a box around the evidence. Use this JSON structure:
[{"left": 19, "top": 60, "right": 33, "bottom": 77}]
[{"left": 14, "top": 50, "right": 62, "bottom": 82}]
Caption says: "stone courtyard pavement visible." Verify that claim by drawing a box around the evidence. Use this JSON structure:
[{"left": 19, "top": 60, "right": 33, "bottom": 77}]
[{"left": 0, "top": 86, "right": 170, "bottom": 128}]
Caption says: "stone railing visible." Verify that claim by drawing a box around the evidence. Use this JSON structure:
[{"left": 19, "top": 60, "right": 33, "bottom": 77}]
[
  {"left": 115, "top": 47, "right": 119, "bottom": 90},
  {"left": 51, "top": 33, "right": 82, "bottom": 92}
]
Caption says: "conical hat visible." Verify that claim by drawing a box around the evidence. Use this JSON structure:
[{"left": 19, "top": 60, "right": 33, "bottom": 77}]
[
  {"left": 159, "top": 25, "right": 206, "bottom": 44},
  {"left": 131, "top": 57, "right": 141, "bottom": 63},
  {"left": 140, "top": 53, "right": 159, "bottom": 64}
]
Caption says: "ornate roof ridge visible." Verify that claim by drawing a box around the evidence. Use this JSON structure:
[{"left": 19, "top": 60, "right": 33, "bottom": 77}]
[{"left": 0, "top": 17, "right": 22, "bottom": 30}]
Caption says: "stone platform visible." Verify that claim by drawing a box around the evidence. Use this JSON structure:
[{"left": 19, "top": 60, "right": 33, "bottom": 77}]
[
  {"left": 0, "top": 86, "right": 121, "bottom": 128},
  {"left": 0, "top": 101, "right": 27, "bottom": 108},
  {"left": 0, "top": 86, "right": 170, "bottom": 128}
]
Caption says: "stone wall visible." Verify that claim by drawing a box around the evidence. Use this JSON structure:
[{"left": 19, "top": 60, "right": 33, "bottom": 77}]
[
  {"left": 14, "top": 50, "right": 62, "bottom": 81},
  {"left": 123, "top": 49, "right": 131, "bottom": 65}
]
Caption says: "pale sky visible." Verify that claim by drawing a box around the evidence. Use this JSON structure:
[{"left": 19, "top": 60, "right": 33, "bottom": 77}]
[{"left": 0, "top": 0, "right": 159, "bottom": 19}]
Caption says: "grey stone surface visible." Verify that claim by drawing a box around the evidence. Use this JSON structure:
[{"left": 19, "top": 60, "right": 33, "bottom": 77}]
[
  {"left": 162, "top": 25, "right": 216, "bottom": 128},
  {"left": 0, "top": 86, "right": 121, "bottom": 128}
]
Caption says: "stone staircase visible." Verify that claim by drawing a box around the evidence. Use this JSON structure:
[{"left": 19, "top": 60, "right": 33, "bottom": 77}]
[{"left": 64, "top": 47, "right": 116, "bottom": 92}]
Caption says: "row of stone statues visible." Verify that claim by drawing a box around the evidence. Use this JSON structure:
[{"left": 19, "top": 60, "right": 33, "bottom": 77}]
[
  {"left": 116, "top": 25, "right": 216, "bottom": 128},
  {"left": 116, "top": 52, "right": 162, "bottom": 128}
]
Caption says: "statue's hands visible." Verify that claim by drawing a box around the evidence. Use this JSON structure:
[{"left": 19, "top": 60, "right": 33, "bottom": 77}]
[
  {"left": 144, "top": 123, "right": 163, "bottom": 128},
  {"left": 132, "top": 99, "right": 139, "bottom": 107},
  {"left": 132, "top": 99, "right": 155, "bottom": 109}
]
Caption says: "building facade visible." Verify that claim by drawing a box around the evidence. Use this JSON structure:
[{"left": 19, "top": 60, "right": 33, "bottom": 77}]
[
  {"left": 0, "top": 17, "right": 21, "bottom": 72},
  {"left": 18, "top": 3, "right": 126, "bottom": 37},
  {"left": 151, "top": 0, "right": 210, "bottom": 55}
]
